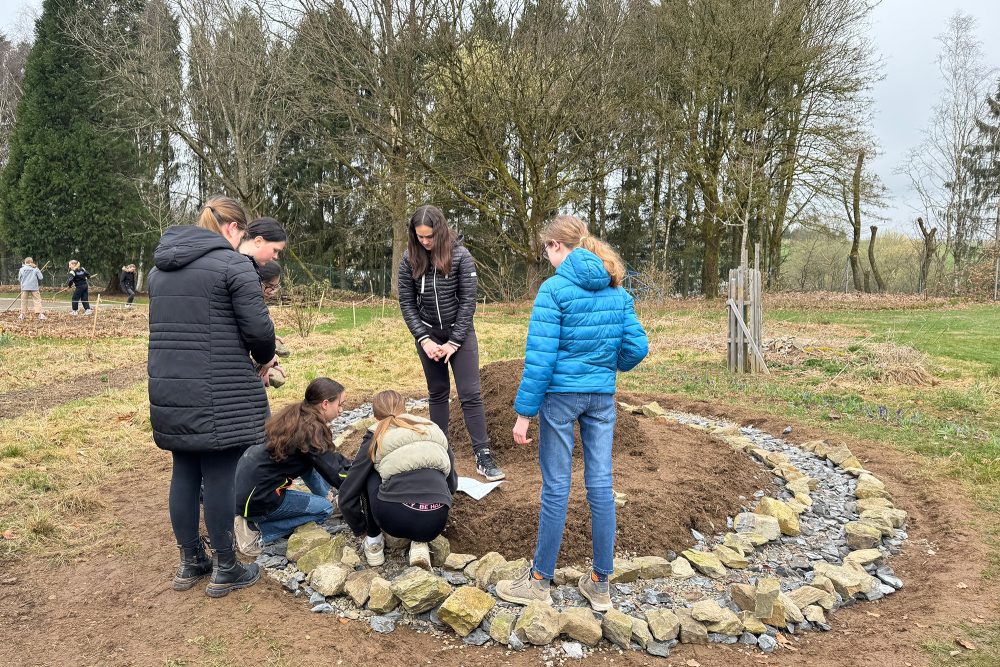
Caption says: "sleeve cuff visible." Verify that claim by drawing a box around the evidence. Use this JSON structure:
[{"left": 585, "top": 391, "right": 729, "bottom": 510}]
[
  {"left": 447, "top": 340, "right": 462, "bottom": 348},
  {"left": 417, "top": 335, "right": 430, "bottom": 343}
]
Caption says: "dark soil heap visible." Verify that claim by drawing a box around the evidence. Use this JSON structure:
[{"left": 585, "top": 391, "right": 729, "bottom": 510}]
[{"left": 444, "top": 360, "right": 771, "bottom": 564}]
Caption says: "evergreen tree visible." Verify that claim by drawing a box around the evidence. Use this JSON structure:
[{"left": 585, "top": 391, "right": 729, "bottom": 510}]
[{"left": 0, "top": 0, "right": 145, "bottom": 281}]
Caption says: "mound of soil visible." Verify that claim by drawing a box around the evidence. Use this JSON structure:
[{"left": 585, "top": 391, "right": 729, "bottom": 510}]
[{"left": 442, "top": 360, "right": 771, "bottom": 564}]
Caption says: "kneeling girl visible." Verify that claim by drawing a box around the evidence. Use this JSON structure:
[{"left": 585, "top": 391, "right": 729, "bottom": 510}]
[
  {"left": 339, "top": 390, "right": 457, "bottom": 569},
  {"left": 234, "top": 378, "right": 351, "bottom": 555}
]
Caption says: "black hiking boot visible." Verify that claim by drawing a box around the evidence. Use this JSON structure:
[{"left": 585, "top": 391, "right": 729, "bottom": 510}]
[
  {"left": 205, "top": 552, "right": 260, "bottom": 598},
  {"left": 172, "top": 538, "right": 213, "bottom": 591},
  {"left": 475, "top": 448, "right": 506, "bottom": 482}
]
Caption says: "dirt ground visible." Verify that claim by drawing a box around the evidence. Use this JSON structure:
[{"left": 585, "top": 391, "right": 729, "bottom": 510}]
[
  {"left": 0, "top": 363, "right": 147, "bottom": 419},
  {"left": 0, "top": 375, "right": 997, "bottom": 666}
]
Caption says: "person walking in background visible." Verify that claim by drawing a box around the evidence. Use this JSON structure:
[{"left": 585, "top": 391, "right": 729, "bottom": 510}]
[
  {"left": 120, "top": 264, "right": 138, "bottom": 306},
  {"left": 497, "top": 215, "right": 648, "bottom": 612},
  {"left": 147, "top": 195, "right": 278, "bottom": 598},
  {"left": 397, "top": 205, "right": 504, "bottom": 482},
  {"left": 66, "top": 260, "right": 91, "bottom": 315},
  {"left": 233, "top": 378, "right": 351, "bottom": 557},
  {"left": 17, "top": 257, "right": 46, "bottom": 320},
  {"left": 338, "top": 390, "right": 458, "bottom": 569}
]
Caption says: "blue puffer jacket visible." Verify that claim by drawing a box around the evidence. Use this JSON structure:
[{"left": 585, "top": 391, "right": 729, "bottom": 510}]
[{"left": 514, "top": 248, "right": 649, "bottom": 418}]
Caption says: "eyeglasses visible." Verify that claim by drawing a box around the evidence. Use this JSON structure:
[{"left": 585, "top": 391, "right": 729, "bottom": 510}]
[
  {"left": 262, "top": 282, "right": 280, "bottom": 294},
  {"left": 541, "top": 240, "right": 555, "bottom": 260}
]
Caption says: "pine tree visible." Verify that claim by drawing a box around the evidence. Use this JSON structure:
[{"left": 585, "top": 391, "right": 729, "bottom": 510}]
[{"left": 0, "top": 0, "right": 145, "bottom": 282}]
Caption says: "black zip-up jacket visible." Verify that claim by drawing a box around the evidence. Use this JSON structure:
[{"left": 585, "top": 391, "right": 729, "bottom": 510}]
[
  {"left": 235, "top": 443, "right": 351, "bottom": 518},
  {"left": 67, "top": 268, "right": 89, "bottom": 288},
  {"left": 147, "top": 225, "right": 276, "bottom": 452},
  {"left": 398, "top": 242, "right": 478, "bottom": 348},
  {"left": 339, "top": 431, "right": 458, "bottom": 537},
  {"left": 120, "top": 270, "right": 136, "bottom": 291}
]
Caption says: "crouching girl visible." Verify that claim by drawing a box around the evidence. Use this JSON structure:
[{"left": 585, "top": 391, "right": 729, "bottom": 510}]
[
  {"left": 233, "top": 378, "right": 351, "bottom": 556},
  {"left": 339, "top": 390, "right": 457, "bottom": 569}
]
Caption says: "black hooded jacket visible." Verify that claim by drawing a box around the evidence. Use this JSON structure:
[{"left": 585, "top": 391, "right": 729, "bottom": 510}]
[
  {"left": 397, "top": 241, "right": 478, "bottom": 348},
  {"left": 147, "top": 226, "right": 276, "bottom": 453}
]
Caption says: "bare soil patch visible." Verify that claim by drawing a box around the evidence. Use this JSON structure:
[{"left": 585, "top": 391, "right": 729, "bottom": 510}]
[{"left": 0, "top": 363, "right": 147, "bottom": 420}]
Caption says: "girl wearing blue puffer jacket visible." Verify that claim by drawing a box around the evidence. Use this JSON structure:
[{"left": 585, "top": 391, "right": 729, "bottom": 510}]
[{"left": 497, "top": 215, "right": 648, "bottom": 612}]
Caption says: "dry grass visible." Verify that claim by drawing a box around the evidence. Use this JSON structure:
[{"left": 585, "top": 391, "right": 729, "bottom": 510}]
[{"left": 0, "top": 335, "right": 147, "bottom": 391}]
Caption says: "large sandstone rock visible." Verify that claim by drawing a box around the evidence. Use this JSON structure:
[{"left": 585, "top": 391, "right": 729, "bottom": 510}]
[
  {"left": 755, "top": 497, "right": 801, "bottom": 536},
  {"left": 682, "top": 550, "right": 726, "bottom": 579},
  {"left": 390, "top": 568, "right": 452, "bottom": 613},
  {"left": 296, "top": 533, "right": 347, "bottom": 574},
  {"left": 444, "top": 553, "right": 477, "bottom": 571},
  {"left": 730, "top": 583, "right": 756, "bottom": 612},
  {"left": 513, "top": 601, "right": 560, "bottom": 645},
  {"left": 778, "top": 593, "right": 805, "bottom": 624},
  {"left": 487, "top": 610, "right": 518, "bottom": 644},
  {"left": 676, "top": 609, "right": 709, "bottom": 645},
  {"left": 860, "top": 514, "right": 895, "bottom": 538},
  {"left": 609, "top": 559, "right": 641, "bottom": 584},
  {"left": 813, "top": 562, "right": 877, "bottom": 599},
  {"left": 826, "top": 444, "right": 862, "bottom": 470},
  {"left": 670, "top": 557, "right": 696, "bottom": 579},
  {"left": 429, "top": 535, "right": 451, "bottom": 567},
  {"left": 734, "top": 512, "right": 781, "bottom": 542},
  {"left": 855, "top": 480, "right": 892, "bottom": 500},
  {"left": 691, "top": 600, "right": 742, "bottom": 635},
  {"left": 641, "top": 402, "right": 667, "bottom": 417},
  {"left": 340, "top": 547, "right": 361, "bottom": 568},
  {"left": 845, "top": 521, "right": 883, "bottom": 550},
  {"left": 634, "top": 556, "right": 672, "bottom": 579},
  {"left": 786, "top": 585, "right": 832, "bottom": 610},
  {"left": 554, "top": 566, "right": 586, "bottom": 586},
  {"left": 856, "top": 497, "right": 895, "bottom": 513},
  {"left": 645, "top": 609, "right": 680, "bottom": 642},
  {"left": 438, "top": 586, "right": 496, "bottom": 637},
  {"left": 367, "top": 576, "right": 399, "bottom": 614},
  {"left": 345, "top": 569, "right": 379, "bottom": 607},
  {"left": 489, "top": 558, "right": 530, "bottom": 586},
  {"left": 287, "top": 523, "right": 333, "bottom": 562},
  {"left": 559, "top": 607, "right": 602, "bottom": 646},
  {"left": 723, "top": 532, "right": 756, "bottom": 556},
  {"left": 785, "top": 478, "right": 812, "bottom": 497},
  {"left": 309, "top": 563, "right": 352, "bottom": 596},
  {"left": 631, "top": 618, "right": 654, "bottom": 649},
  {"left": 601, "top": 609, "right": 634, "bottom": 649},
  {"left": 861, "top": 507, "right": 907, "bottom": 529},
  {"left": 713, "top": 545, "right": 748, "bottom": 569},
  {"left": 384, "top": 534, "right": 411, "bottom": 551},
  {"left": 758, "top": 596, "right": 788, "bottom": 628},
  {"left": 737, "top": 611, "right": 766, "bottom": 635},
  {"left": 755, "top": 577, "right": 780, "bottom": 619},
  {"left": 803, "top": 605, "right": 826, "bottom": 624},
  {"left": 474, "top": 552, "right": 507, "bottom": 589}
]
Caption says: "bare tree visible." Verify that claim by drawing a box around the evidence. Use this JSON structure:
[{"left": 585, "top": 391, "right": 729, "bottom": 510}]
[
  {"left": 867, "top": 224, "right": 885, "bottom": 292},
  {"left": 916, "top": 216, "right": 937, "bottom": 294}
]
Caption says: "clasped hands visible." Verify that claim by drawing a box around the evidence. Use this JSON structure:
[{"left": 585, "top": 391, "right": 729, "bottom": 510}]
[{"left": 421, "top": 339, "right": 458, "bottom": 363}]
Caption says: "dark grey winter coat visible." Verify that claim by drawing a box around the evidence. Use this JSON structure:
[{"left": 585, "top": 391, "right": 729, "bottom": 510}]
[
  {"left": 397, "top": 242, "right": 478, "bottom": 348},
  {"left": 147, "top": 226, "right": 276, "bottom": 453}
]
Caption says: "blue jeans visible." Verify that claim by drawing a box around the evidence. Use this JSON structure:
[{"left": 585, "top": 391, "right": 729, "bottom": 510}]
[
  {"left": 531, "top": 392, "right": 616, "bottom": 580},
  {"left": 249, "top": 490, "right": 333, "bottom": 543},
  {"left": 299, "top": 469, "right": 331, "bottom": 498}
]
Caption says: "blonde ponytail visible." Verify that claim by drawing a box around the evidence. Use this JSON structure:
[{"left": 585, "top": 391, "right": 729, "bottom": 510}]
[
  {"left": 197, "top": 196, "right": 248, "bottom": 236},
  {"left": 369, "top": 390, "right": 428, "bottom": 462},
  {"left": 541, "top": 215, "right": 626, "bottom": 288}
]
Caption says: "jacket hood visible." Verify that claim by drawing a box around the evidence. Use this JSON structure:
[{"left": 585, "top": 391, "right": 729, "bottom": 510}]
[
  {"left": 154, "top": 226, "right": 234, "bottom": 272},
  {"left": 556, "top": 248, "right": 611, "bottom": 291}
]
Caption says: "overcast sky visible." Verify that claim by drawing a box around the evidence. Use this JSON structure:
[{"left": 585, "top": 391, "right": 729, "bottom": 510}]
[{"left": 3, "top": 0, "right": 1000, "bottom": 235}]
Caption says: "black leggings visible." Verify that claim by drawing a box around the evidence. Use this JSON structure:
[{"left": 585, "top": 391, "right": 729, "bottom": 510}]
[
  {"left": 124, "top": 287, "right": 136, "bottom": 304},
  {"left": 72, "top": 286, "right": 90, "bottom": 312},
  {"left": 417, "top": 326, "right": 489, "bottom": 453},
  {"left": 169, "top": 449, "right": 243, "bottom": 557},
  {"left": 364, "top": 474, "right": 449, "bottom": 543}
]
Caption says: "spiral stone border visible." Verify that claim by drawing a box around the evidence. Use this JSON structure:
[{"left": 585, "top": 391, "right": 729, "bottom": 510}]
[{"left": 258, "top": 401, "right": 908, "bottom": 658}]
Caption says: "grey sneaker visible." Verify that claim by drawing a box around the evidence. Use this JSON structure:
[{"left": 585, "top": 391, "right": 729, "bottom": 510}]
[
  {"left": 38, "top": 313, "right": 46, "bottom": 320},
  {"left": 409, "top": 541, "right": 431, "bottom": 570},
  {"left": 578, "top": 573, "right": 612, "bottom": 611},
  {"left": 233, "top": 515, "right": 262, "bottom": 559},
  {"left": 364, "top": 537, "right": 385, "bottom": 566},
  {"left": 496, "top": 568, "right": 553, "bottom": 606},
  {"left": 84, "top": 309, "right": 93, "bottom": 315},
  {"left": 475, "top": 448, "right": 505, "bottom": 481}
]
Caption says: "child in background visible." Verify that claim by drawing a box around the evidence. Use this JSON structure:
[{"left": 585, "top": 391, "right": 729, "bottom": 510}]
[
  {"left": 66, "top": 260, "right": 92, "bottom": 315},
  {"left": 17, "top": 257, "right": 46, "bottom": 320},
  {"left": 233, "top": 378, "right": 351, "bottom": 557},
  {"left": 338, "top": 390, "right": 457, "bottom": 569},
  {"left": 120, "top": 264, "right": 138, "bottom": 306}
]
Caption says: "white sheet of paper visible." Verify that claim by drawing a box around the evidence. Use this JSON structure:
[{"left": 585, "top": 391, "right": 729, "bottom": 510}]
[{"left": 457, "top": 476, "right": 505, "bottom": 501}]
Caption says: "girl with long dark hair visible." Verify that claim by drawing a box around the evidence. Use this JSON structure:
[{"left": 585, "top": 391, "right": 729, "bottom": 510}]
[{"left": 397, "top": 205, "right": 504, "bottom": 481}]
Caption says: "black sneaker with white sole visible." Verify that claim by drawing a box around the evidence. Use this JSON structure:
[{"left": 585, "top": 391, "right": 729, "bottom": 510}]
[{"left": 475, "top": 448, "right": 505, "bottom": 481}]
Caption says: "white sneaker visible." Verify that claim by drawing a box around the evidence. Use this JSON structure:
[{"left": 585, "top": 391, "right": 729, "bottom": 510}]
[
  {"left": 364, "top": 536, "right": 385, "bottom": 566},
  {"left": 38, "top": 313, "right": 46, "bottom": 320},
  {"left": 408, "top": 541, "right": 431, "bottom": 570},
  {"left": 70, "top": 310, "right": 79, "bottom": 316},
  {"left": 18, "top": 314, "right": 24, "bottom": 320},
  {"left": 84, "top": 309, "right": 93, "bottom": 315},
  {"left": 233, "top": 516, "right": 263, "bottom": 558}
]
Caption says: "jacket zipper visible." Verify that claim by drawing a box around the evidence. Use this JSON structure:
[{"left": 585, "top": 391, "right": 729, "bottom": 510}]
[{"left": 433, "top": 269, "right": 443, "bottom": 327}]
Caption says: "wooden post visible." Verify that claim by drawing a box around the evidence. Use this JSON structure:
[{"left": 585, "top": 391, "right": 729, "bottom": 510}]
[
  {"left": 90, "top": 295, "right": 101, "bottom": 338},
  {"left": 352, "top": 300, "right": 357, "bottom": 327}
]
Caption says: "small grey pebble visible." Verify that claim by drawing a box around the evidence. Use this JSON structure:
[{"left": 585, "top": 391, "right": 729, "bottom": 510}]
[
  {"left": 369, "top": 615, "right": 396, "bottom": 633},
  {"left": 739, "top": 632, "right": 758, "bottom": 645},
  {"left": 709, "top": 633, "right": 737, "bottom": 644},
  {"left": 646, "top": 641, "right": 671, "bottom": 657},
  {"left": 309, "top": 592, "right": 325, "bottom": 605},
  {"left": 311, "top": 603, "right": 333, "bottom": 613},
  {"left": 463, "top": 629, "right": 490, "bottom": 646},
  {"left": 508, "top": 633, "right": 525, "bottom": 650},
  {"left": 758, "top": 634, "right": 777, "bottom": 652}
]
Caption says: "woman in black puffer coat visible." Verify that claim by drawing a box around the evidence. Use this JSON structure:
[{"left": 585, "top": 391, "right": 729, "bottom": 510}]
[
  {"left": 397, "top": 205, "right": 504, "bottom": 482},
  {"left": 147, "top": 195, "right": 277, "bottom": 598}
]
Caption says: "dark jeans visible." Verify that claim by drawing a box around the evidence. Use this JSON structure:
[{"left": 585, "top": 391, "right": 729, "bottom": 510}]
[
  {"left": 124, "top": 287, "right": 136, "bottom": 304},
  {"left": 169, "top": 449, "right": 243, "bottom": 558},
  {"left": 72, "top": 286, "right": 90, "bottom": 312},
  {"left": 416, "top": 326, "right": 489, "bottom": 453},
  {"left": 363, "top": 474, "right": 448, "bottom": 543}
]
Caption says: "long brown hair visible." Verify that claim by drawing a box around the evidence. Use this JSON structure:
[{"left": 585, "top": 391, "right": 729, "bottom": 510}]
[
  {"left": 197, "top": 196, "right": 248, "bottom": 237},
  {"left": 407, "top": 205, "right": 457, "bottom": 278},
  {"left": 266, "top": 378, "right": 345, "bottom": 462},
  {"left": 369, "top": 390, "right": 427, "bottom": 462},
  {"left": 541, "top": 215, "right": 626, "bottom": 288}
]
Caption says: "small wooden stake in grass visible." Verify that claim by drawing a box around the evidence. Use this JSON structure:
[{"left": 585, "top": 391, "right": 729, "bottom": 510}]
[
  {"left": 381, "top": 295, "right": 386, "bottom": 319},
  {"left": 352, "top": 301, "right": 356, "bottom": 327},
  {"left": 90, "top": 295, "right": 101, "bottom": 338}
]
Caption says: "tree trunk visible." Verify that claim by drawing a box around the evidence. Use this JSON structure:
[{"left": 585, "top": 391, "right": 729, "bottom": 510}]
[
  {"left": 848, "top": 150, "right": 865, "bottom": 292},
  {"left": 917, "top": 217, "right": 937, "bottom": 295},
  {"left": 867, "top": 225, "right": 886, "bottom": 292}
]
